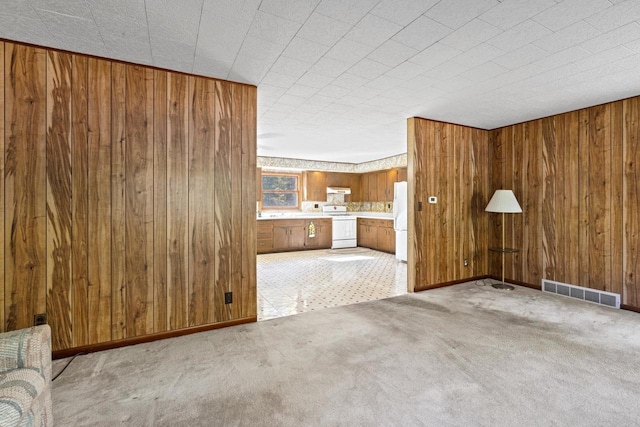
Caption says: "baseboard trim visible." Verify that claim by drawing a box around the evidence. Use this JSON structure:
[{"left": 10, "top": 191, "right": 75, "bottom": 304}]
[
  {"left": 488, "top": 276, "right": 542, "bottom": 290},
  {"left": 52, "top": 316, "right": 257, "bottom": 360},
  {"left": 621, "top": 304, "right": 640, "bottom": 313},
  {"left": 414, "top": 275, "right": 489, "bottom": 292}
]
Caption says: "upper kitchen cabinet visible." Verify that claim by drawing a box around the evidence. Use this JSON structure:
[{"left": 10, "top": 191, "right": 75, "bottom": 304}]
[
  {"left": 397, "top": 167, "right": 407, "bottom": 182},
  {"left": 327, "top": 172, "right": 359, "bottom": 202},
  {"left": 358, "top": 172, "right": 383, "bottom": 201},
  {"left": 303, "top": 171, "right": 327, "bottom": 201},
  {"left": 377, "top": 170, "right": 397, "bottom": 202}
]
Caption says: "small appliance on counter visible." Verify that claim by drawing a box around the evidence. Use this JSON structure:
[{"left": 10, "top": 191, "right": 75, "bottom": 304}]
[
  {"left": 322, "top": 205, "right": 357, "bottom": 249},
  {"left": 393, "top": 182, "right": 408, "bottom": 262}
]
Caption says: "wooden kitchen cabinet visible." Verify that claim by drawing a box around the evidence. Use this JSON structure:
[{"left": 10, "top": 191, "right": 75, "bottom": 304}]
[
  {"left": 257, "top": 218, "right": 332, "bottom": 254},
  {"left": 359, "top": 172, "right": 378, "bottom": 201},
  {"left": 305, "top": 218, "right": 332, "bottom": 248},
  {"left": 357, "top": 218, "right": 377, "bottom": 249},
  {"left": 375, "top": 169, "right": 398, "bottom": 202},
  {"left": 303, "top": 171, "right": 327, "bottom": 201},
  {"left": 257, "top": 219, "right": 273, "bottom": 253},
  {"left": 378, "top": 170, "right": 398, "bottom": 202},
  {"left": 326, "top": 172, "right": 348, "bottom": 187},
  {"left": 357, "top": 218, "right": 395, "bottom": 253},
  {"left": 326, "top": 172, "right": 359, "bottom": 202},
  {"left": 273, "top": 219, "right": 307, "bottom": 251},
  {"left": 368, "top": 172, "right": 378, "bottom": 202},
  {"left": 397, "top": 167, "right": 407, "bottom": 182},
  {"left": 376, "top": 220, "right": 396, "bottom": 254}
]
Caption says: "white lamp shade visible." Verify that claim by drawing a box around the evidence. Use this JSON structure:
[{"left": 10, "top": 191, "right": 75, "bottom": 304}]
[{"left": 485, "top": 190, "right": 522, "bottom": 213}]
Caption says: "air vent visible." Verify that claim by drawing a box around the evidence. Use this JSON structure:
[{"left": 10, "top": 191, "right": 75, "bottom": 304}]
[{"left": 541, "top": 279, "right": 620, "bottom": 309}]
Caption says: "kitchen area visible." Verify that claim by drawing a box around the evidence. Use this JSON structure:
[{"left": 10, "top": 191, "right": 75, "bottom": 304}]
[{"left": 256, "top": 162, "right": 408, "bottom": 320}]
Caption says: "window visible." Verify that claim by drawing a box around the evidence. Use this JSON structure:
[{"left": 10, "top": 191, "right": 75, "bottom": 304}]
[{"left": 261, "top": 173, "right": 301, "bottom": 210}]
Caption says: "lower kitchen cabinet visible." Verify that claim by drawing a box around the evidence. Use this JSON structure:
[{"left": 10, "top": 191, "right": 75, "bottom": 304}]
[
  {"left": 357, "top": 221, "right": 376, "bottom": 249},
  {"left": 273, "top": 220, "right": 307, "bottom": 251},
  {"left": 257, "top": 218, "right": 332, "bottom": 254},
  {"left": 306, "top": 219, "right": 332, "bottom": 248},
  {"left": 376, "top": 226, "right": 395, "bottom": 253},
  {"left": 357, "top": 218, "right": 395, "bottom": 254}
]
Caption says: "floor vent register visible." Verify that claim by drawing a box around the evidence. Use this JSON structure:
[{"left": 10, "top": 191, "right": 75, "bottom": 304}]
[{"left": 541, "top": 279, "right": 620, "bottom": 309}]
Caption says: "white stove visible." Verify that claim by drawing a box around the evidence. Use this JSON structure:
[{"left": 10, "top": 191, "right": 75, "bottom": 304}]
[{"left": 322, "top": 206, "right": 357, "bottom": 249}]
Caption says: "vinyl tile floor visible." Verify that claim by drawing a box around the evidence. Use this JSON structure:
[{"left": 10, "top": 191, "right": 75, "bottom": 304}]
[{"left": 257, "top": 247, "right": 407, "bottom": 321}]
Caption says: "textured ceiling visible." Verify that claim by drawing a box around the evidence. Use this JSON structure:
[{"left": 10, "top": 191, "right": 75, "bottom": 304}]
[{"left": 2, "top": 0, "right": 640, "bottom": 162}]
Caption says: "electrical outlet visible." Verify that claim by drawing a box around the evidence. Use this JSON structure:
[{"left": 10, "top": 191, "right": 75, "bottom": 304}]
[
  {"left": 464, "top": 259, "right": 469, "bottom": 267},
  {"left": 34, "top": 313, "right": 47, "bottom": 326},
  {"left": 314, "top": 204, "right": 319, "bottom": 208},
  {"left": 224, "top": 292, "right": 233, "bottom": 304}
]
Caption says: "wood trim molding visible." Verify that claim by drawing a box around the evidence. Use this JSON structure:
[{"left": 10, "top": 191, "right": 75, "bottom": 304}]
[
  {"left": 621, "top": 304, "right": 640, "bottom": 313},
  {"left": 488, "top": 275, "right": 542, "bottom": 290},
  {"left": 52, "top": 316, "right": 257, "bottom": 359},
  {"left": 414, "top": 276, "right": 490, "bottom": 292},
  {"left": 409, "top": 116, "right": 490, "bottom": 131}
]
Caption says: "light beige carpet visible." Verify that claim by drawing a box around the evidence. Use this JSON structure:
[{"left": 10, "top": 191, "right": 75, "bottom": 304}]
[{"left": 52, "top": 281, "right": 640, "bottom": 426}]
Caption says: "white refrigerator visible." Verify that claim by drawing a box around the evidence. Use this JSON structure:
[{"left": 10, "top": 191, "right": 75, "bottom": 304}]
[{"left": 393, "top": 181, "right": 408, "bottom": 262}]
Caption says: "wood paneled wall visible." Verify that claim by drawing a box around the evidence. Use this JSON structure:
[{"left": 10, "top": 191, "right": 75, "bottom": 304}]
[
  {"left": 489, "top": 98, "right": 640, "bottom": 309},
  {"left": 0, "top": 41, "right": 257, "bottom": 351},
  {"left": 407, "top": 118, "right": 489, "bottom": 291}
]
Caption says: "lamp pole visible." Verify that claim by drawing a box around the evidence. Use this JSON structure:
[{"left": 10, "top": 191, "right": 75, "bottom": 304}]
[{"left": 502, "top": 211, "right": 505, "bottom": 286}]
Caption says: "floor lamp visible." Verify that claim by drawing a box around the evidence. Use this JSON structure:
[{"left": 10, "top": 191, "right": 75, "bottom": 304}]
[{"left": 486, "top": 190, "right": 522, "bottom": 290}]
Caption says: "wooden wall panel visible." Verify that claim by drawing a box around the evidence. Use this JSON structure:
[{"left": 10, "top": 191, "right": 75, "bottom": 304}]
[
  {"left": 407, "top": 118, "right": 425, "bottom": 291},
  {"left": 589, "top": 105, "right": 612, "bottom": 292},
  {"left": 487, "top": 129, "right": 503, "bottom": 278},
  {"left": 5, "top": 44, "right": 47, "bottom": 331},
  {"left": 489, "top": 98, "right": 640, "bottom": 309},
  {"left": 0, "top": 42, "right": 4, "bottom": 332},
  {"left": 554, "top": 114, "right": 565, "bottom": 282},
  {"left": 542, "top": 117, "right": 556, "bottom": 281},
  {"left": 408, "top": 117, "right": 489, "bottom": 291},
  {"left": 611, "top": 102, "right": 624, "bottom": 297},
  {"left": 564, "top": 111, "right": 580, "bottom": 286},
  {"left": 511, "top": 124, "right": 524, "bottom": 283},
  {"left": 188, "top": 76, "right": 215, "bottom": 327},
  {"left": 70, "top": 55, "right": 88, "bottom": 348},
  {"left": 577, "top": 110, "right": 590, "bottom": 289},
  {"left": 87, "top": 58, "right": 112, "bottom": 344},
  {"left": 474, "top": 127, "right": 489, "bottom": 276},
  {"left": 153, "top": 70, "right": 168, "bottom": 332},
  {"left": 230, "top": 84, "right": 243, "bottom": 320},
  {"left": 111, "top": 62, "right": 127, "bottom": 340},
  {"left": 241, "top": 86, "right": 257, "bottom": 317},
  {"left": 214, "top": 81, "right": 232, "bottom": 323},
  {"left": 167, "top": 73, "right": 189, "bottom": 330},
  {"left": 623, "top": 98, "right": 639, "bottom": 307},
  {"left": 1, "top": 41, "right": 257, "bottom": 351},
  {"left": 124, "top": 65, "right": 154, "bottom": 337}
]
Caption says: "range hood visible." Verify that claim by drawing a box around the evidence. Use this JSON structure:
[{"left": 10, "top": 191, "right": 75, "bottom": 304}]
[{"left": 327, "top": 187, "right": 351, "bottom": 195}]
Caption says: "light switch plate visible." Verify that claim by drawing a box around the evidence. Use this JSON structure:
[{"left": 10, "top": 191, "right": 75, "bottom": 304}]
[{"left": 428, "top": 196, "right": 437, "bottom": 204}]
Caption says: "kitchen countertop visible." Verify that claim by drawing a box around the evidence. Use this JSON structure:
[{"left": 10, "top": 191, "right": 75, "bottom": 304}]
[
  {"left": 351, "top": 212, "right": 393, "bottom": 220},
  {"left": 257, "top": 214, "right": 327, "bottom": 221},
  {"left": 257, "top": 212, "right": 393, "bottom": 220}
]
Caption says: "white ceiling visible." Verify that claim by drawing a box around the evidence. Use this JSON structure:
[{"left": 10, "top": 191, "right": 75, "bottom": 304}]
[{"left": 2, "top": 0, "right": 640, "bottom": 163}]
